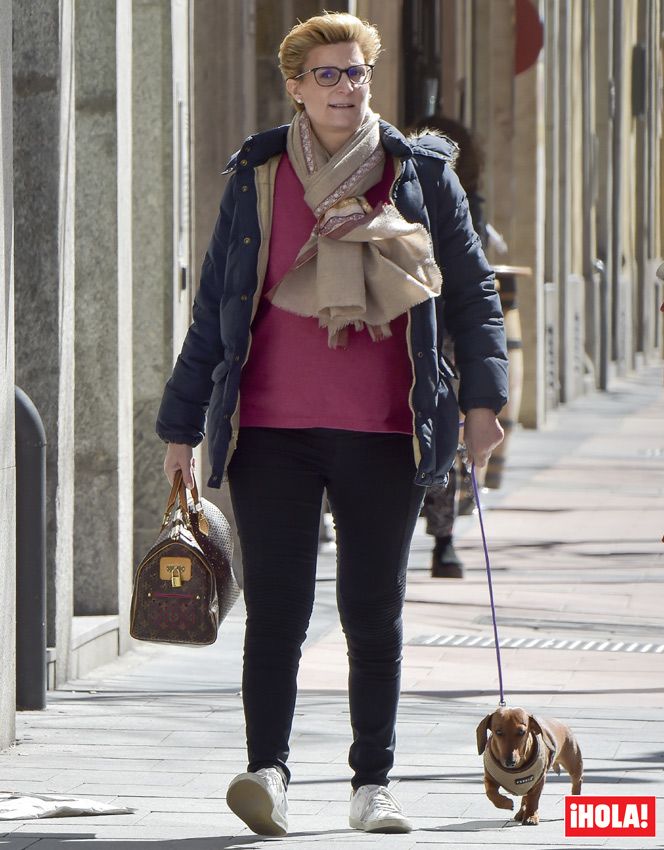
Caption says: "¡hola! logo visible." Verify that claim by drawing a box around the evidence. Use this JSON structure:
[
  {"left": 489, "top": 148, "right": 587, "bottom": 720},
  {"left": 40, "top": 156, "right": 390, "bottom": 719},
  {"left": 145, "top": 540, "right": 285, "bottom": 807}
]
[{"left": 565, "top": 796, "right": 656, "bottom": 838}]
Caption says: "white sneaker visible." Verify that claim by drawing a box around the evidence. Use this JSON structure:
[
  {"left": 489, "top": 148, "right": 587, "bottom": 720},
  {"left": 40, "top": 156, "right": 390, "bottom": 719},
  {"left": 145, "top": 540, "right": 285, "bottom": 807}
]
[
  {"left": 349, "top": 784, "right": 412, "bottom": 833},
  {"left": 226, "top": 767, "right": 288, "bottom": 836}
]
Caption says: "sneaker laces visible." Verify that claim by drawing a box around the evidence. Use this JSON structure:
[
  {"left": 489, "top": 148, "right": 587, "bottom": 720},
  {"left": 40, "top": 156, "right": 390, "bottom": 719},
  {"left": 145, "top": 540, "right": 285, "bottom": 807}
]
[
  {"left": 366, "top": 787, "right": 401, "bottom": 817},
  {"left": 256, "top": 768, "right": 286, "bottom": 801}
]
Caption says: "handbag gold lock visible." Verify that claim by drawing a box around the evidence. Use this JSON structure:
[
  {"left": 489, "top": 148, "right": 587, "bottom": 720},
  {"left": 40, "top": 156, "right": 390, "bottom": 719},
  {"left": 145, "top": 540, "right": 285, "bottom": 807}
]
[{"left": 160, "top": 556, "right": 192, "bottom": 587}]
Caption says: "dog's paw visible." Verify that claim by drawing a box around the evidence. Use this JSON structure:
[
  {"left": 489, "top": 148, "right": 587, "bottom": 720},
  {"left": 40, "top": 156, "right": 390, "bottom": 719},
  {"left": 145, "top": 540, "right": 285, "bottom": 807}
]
[
  {"left": 496, "top": 796, "right": 514, "bottom": 811},
  {"left": 514, "top": 807, "right": 525, "bottom": 822},
  {"left": 523, "top": 812, "right": 540, "bottom": 826}
]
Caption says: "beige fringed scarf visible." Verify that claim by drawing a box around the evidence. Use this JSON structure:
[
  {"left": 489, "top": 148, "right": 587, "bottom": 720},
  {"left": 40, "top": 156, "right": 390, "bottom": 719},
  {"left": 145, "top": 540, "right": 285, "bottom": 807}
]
[{"left": 266, "top": 110, "right": 442, "bottom": 348}]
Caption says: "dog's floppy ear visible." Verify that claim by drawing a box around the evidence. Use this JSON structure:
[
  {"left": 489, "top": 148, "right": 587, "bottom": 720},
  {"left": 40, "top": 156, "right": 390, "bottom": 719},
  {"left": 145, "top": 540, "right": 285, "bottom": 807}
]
[
  {"left": 476, "top": 714, "right": 493, "bottom": 754},
  {"left": 529, "top": 715, "right": 558, "bottom": 755}
]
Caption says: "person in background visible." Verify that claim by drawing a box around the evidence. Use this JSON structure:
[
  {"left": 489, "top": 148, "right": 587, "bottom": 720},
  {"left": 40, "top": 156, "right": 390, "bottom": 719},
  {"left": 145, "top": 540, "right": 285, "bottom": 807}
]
[
  {"left": 409, "top": 113, "right": 489, "bottom": 579},
  {"left": 157, "top": 13, "right": 507, "bottom": 837}
]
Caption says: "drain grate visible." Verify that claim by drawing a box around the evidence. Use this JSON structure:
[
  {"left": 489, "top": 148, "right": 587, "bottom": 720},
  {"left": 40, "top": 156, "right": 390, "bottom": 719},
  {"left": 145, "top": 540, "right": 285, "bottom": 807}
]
[{"left": 407, "top": 634, "right": 664, "bottom": 653}]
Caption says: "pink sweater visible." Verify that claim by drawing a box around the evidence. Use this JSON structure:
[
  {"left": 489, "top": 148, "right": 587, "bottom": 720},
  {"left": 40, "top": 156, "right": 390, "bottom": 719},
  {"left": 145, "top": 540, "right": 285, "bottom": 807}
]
[{"left": 239, "top": 153, "right": 413, "bottom": 434}]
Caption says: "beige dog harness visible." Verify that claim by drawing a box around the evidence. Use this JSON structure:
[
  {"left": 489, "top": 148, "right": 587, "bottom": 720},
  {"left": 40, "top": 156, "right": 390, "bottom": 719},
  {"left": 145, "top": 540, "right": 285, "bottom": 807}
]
[{"left": 484, "top": 733, "right": 553, "bottom": 796}]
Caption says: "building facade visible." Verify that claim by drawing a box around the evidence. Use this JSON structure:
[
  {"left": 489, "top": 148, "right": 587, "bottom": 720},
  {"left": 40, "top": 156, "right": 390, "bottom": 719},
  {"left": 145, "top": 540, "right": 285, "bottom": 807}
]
[{"left": 1, "top": 0, "right": 662, "bottom": 746}]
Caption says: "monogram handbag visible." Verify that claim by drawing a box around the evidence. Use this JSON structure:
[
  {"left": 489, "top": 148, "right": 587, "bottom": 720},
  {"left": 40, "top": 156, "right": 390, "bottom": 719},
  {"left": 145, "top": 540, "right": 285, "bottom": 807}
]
[{"left": 130, "top": 470, "right": 239, "bottom": 645}]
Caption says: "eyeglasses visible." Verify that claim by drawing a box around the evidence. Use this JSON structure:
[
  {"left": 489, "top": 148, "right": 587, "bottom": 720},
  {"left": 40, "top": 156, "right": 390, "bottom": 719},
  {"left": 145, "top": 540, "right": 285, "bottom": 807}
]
[{"left": 291, "top": 64, "right": 374, "bottom": 87}]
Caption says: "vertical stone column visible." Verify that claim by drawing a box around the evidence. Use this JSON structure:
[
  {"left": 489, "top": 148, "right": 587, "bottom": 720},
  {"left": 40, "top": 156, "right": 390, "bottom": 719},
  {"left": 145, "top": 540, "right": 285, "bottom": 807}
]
[
  {"left": 116, "top": 0, "right": 134, "bottom": 651},
  {"left": 471, "top": 0, "right": 515, "bottom": 254},
  {"left": 610, "top": 0, "right": 626, "bottom": 372},
  {"left": 171, "top": 0, "right": 195, "bottom": 350},
  {"left": 581, "top": 0, "right": 601, "bottom": 381},
  {"left": 543, "top": 0, "right": 575, "bottom": 404},
  {"left": 191, "top": 0, "right": 257, "bottom": 283},
  {"left": 512, "top": 25, "right": 546, "bottom": 427},
  {"left": 73, "top": 0, "right": 123, "bottom": 617},
  {"left": 556, "top": 0, "right": 574, "bottom": 402},
  {"left": 543, "top": 0, "right": 561, "bottom": 408},
  {"left": 594, "top": 0, "right": 614, "bottom": 389},
  {"left": 568, "top": 1, "right": 588, "bottom": 397},
  {"left": 55, "top": 0, "right": 76, "bottom": 687},
  {"left": 356, "top": 0, "right": 401, "bottom": 124},
  {"left": 131, "top": 0, "right": 173, "bottom": 571},
  {"left": 13, "top": 0, "right": 76, "bottom": 685},
  {"left": 0, "top": 0, "right": 16, "bottom": 748}
]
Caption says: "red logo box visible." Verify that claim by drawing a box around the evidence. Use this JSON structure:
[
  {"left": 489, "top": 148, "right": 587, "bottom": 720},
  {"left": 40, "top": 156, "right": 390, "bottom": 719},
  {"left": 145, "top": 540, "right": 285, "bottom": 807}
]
[{"left": 565, "top": 796, "right": 656, "bottom": 838}]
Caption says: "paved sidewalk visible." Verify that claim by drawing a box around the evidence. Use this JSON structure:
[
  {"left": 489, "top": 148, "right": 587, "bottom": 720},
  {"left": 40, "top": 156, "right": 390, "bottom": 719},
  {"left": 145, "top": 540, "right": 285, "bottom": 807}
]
[{"left": 1, "top": 366, "right": 663, "bottom": 848}]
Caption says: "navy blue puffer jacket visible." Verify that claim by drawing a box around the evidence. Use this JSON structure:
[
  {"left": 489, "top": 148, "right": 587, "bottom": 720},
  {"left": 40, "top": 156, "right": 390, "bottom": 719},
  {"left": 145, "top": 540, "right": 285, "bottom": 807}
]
[{"left": 156, "top": 120, "right": 508, "bottom": 488}]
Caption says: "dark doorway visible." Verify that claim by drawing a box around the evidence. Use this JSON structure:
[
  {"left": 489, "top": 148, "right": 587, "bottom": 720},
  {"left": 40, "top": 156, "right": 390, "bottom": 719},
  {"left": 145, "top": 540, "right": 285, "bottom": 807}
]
[{"left": 401, "top": 0, "right": 442, "bottom": 126}]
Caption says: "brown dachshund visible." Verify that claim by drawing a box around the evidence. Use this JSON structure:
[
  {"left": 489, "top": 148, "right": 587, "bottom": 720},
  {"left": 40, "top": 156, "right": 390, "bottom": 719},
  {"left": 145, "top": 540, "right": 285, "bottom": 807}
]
[{"left": 476, "top": 706, "right": 583, "bottom": 825}]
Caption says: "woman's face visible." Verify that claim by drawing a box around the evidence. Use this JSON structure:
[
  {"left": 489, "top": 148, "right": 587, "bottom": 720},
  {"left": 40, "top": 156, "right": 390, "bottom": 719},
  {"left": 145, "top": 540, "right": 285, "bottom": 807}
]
[{"left": 286, "top": 41, "right": 372, "bottom": 150}]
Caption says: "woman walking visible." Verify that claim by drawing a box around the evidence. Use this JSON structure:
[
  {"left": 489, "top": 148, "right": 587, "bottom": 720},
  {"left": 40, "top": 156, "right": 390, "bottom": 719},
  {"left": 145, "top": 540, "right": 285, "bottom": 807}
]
[{"left": 157, "top": 12, "right": 507, "bottom": 836}]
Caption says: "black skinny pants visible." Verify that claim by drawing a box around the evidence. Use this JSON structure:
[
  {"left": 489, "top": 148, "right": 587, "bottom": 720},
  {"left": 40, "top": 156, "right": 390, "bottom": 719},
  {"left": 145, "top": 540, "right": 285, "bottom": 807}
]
[{"left": 227, "top": 427, "right": 425, "bottom": 789}]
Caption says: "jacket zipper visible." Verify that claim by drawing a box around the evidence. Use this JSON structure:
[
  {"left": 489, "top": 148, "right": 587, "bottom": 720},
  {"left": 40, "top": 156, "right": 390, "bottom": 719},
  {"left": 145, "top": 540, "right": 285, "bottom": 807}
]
[
  {"left": 390, "top": 156, "right": 422, "bottom": 471},
  {"left": 224, "top": 155, "right": 281, "bottom": 477}
]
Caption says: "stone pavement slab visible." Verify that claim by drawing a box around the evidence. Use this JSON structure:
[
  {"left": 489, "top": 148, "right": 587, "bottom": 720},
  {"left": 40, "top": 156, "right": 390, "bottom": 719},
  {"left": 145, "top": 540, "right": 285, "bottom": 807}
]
[
  {"left": 1, "top": 367, "right": 663, "bottom": 848},
  {"left": 2, "top": 692, "right": 661, "bottom": 847}
]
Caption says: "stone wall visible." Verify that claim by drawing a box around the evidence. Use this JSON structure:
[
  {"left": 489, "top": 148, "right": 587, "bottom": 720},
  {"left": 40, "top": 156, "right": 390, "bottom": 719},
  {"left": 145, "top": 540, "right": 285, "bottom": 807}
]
[
  {"left": 0, "top": 0, "right": 16, "bottom": 749},
  {"left": 13, "top": 0, "right": 76, "bottom": 687},
  {"left": 131, "top": 0, "right": 174, "bottom": 580},
  {"left": 73, "top": 0, "right": 122, "bottom": 616}
]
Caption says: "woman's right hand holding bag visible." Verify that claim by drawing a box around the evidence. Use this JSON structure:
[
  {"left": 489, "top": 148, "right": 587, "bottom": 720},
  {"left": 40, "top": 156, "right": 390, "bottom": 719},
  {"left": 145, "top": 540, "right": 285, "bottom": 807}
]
[{"left": 164, "top": 443, "right": 196, "bottom": 489}]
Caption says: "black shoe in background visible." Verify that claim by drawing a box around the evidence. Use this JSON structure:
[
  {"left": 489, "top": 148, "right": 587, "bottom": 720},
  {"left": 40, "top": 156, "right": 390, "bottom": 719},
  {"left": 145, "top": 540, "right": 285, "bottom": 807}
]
[{"left": 431, "top": 536, "right": 464, "bottom": 578}]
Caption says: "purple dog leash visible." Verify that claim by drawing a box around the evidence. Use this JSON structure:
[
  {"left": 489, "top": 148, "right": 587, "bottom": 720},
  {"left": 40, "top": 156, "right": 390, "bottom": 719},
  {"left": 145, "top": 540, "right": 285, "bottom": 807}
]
[
  {"left": 470, "top": 463, "right": 507, "bottom": 707},
  {"left": 459, "top": 421, "right": 507, "bottom": 706}
]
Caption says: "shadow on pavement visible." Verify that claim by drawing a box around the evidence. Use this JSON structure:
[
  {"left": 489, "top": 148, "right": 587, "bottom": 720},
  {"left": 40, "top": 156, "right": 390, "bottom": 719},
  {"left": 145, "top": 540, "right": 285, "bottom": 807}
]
[
  {"left": 420, "top": 817, "right": 518, "bottom": 831},
  {"left": 420, "top": 816, "right": 564, "bottom": 832},
  {"left": 0, "top": 830, "right": 356, "bottom": 848}
]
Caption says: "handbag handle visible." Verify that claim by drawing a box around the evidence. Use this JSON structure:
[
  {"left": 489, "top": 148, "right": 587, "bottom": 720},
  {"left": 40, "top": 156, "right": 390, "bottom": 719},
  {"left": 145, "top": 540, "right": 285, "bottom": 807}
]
[
  {"left": 161, "top": 470, "right": 190, "bottom": 530},
  {"left": 161, "top": 469, "right": 209, "bottom": 536},
  {"left": 162, "top": 471, "right": 182, "bottom": 527},
  {"left": 188, "top": 473, "right": 210, "bottom": 536}
]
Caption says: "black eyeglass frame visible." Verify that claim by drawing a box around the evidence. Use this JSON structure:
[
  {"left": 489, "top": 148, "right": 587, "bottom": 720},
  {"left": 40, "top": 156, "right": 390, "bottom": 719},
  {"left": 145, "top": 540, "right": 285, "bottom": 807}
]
[{"left": 290, "top": 64, "right": 375, "bottom": 87}]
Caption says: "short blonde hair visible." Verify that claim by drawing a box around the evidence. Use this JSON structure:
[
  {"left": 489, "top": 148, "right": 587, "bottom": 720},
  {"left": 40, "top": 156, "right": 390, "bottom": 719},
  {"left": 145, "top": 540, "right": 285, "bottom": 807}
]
[{"left": 279, "top": 12, "right": 382, "bottom": 109}]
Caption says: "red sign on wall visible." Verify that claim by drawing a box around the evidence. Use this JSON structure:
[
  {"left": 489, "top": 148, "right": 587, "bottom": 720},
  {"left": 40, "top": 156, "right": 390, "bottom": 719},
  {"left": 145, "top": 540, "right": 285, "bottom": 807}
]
[{"left": 515, "top": 0, "right": 544, "bottom": 75}]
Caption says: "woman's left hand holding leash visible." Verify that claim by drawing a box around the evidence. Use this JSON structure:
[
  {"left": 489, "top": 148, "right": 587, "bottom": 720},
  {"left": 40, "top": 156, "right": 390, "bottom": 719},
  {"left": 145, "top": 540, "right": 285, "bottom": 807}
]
[{"left": 462, "top": 408, "right": 504, "bottom": 468}]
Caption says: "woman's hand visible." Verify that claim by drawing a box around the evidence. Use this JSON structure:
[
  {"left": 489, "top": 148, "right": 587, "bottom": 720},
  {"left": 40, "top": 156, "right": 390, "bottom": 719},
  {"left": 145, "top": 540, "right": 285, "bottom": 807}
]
[
  {"left": 164, "top": 443, "right": 195, "bottom": 489},
  {"left": 462, "top": 408, "right": 504, "bottom": 468}
]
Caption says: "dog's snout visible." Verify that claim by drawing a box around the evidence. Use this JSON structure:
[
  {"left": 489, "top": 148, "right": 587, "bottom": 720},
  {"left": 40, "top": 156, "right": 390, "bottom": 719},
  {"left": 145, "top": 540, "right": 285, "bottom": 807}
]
[{"left": 505, "top": 755, "right": 517, "bottom": 768}]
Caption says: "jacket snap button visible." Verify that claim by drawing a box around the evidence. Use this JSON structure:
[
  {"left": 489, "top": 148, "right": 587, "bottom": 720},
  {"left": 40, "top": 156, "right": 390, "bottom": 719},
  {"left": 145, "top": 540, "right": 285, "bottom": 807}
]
[
  {"left": 241, "top": 185, "right": 249, "bottom": 192},
  {"left": 234, "top": 354, "right": 240, "bottom": 361},
  {"left": 240, "top": 158, "right": 248, "bottom": 166},
  {"left": 243, "top": 236, "right": 251, "bottom": 245},
  {"left": 417, "top": 351, "right": 424, "bottom": 358},
  {"left": 240, "top": 294, "right": 248, "bottom": 301}
]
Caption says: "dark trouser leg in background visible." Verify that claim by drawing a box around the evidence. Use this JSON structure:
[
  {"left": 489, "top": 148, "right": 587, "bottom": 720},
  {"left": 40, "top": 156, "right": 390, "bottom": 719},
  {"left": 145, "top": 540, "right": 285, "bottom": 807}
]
[
  {"left": 422, "top": 465, "right": 456, "bottom": 538},
  {"left": 422, "top": 463, "right": 465, "bottom": 578}
]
